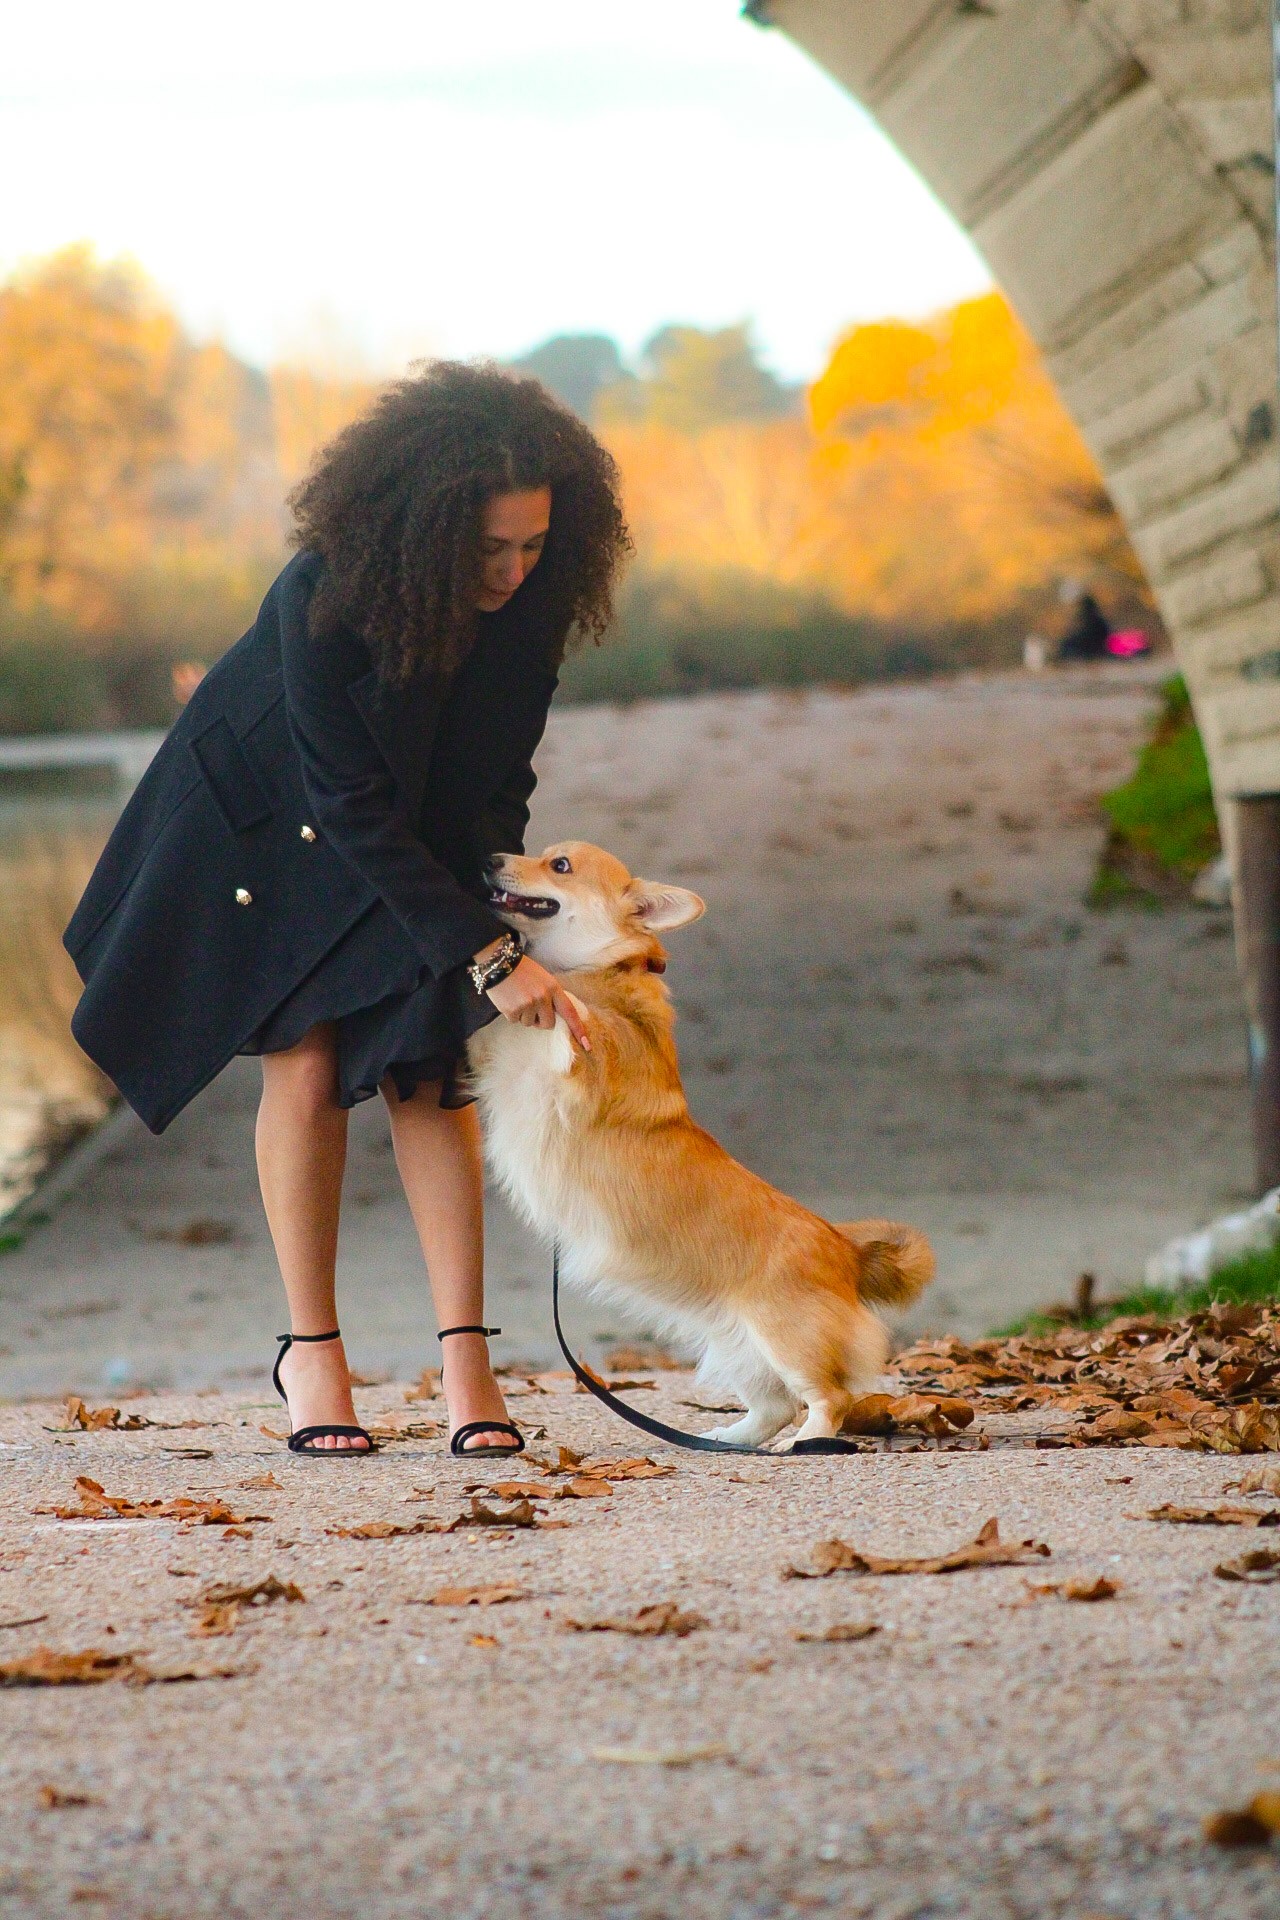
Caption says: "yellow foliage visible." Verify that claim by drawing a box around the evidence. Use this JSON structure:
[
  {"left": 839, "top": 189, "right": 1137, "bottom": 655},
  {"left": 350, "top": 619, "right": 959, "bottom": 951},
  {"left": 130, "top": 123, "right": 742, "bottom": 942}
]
[
  {"left": 809, "top": 319, "right": 936, "bottom": 434},
  {"left": 0, "top": 252, "right": 1144, "bottom": 675},
  {"left": 611, "top": 291, "right": 1138, "bottom": 631}
]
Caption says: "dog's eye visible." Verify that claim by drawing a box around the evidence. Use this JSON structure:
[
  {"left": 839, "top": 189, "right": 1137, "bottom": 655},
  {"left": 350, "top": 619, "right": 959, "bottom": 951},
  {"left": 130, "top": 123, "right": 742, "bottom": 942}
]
[{"left": 550, "top": 856, "right": 572, "bottom": 874}]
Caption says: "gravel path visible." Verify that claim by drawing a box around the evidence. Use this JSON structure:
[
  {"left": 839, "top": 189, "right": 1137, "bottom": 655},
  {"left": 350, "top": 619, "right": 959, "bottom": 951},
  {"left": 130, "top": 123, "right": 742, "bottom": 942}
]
[
  {"left": 0, "top": 666, "right": 1251, "bottom": 1398},
  {"left": 0, "top": 1380, "right": 1276, "bottom": 1918}
]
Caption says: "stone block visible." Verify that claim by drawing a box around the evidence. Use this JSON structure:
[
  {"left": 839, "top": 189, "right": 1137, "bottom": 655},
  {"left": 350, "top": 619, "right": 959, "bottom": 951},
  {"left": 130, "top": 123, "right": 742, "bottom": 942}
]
[
  {"left": 1088, "top": 369, "right": 1212, "bottom": 461},
  {"left": 1213, "top": 322, "right": 1280, "bottom": 440},
  {"left": 1179, "top": 94, "right": 1272, "bottom": 166},
  {"left": 1217, "top": 157, "right": 1276, "bottom": 228},
  {"left": 1060, "top": 273, "right": 1255, "bottom": 419},
  {"left": 771, "top": 0, "right": 943, "bottom": 105},
  {"left": 1162, "top": 548, "right": 1268, "bottom": 628},
  {"left": 1051, "top": 263, "right": 1211, "bottom": 386},
  {"left": 1119, "top": 28, "right": 1268, "bottom": 104},
  {"left": 877, "top": 2, "right": 1135, "bottom": 227},
  {"left": 1196, "top": 220, "right": 1264, "bottom": 284},
  {"left": 1140, "top": 454, "right": 1280, "bottom": 571},
  {"left": 1105, "top": 0, "right": 1274, "bottom": 36},
  {"left": 1212, "top": 730, "right": 1280, "bottom": 798},
  {"left": 1203, "top": 678, "right": 1280, "bottom": 745},
  {"left": 1182, "top": 595, "right": 1280, "bottom": 678},
  {"left": 1110, "top": 413, "right": 1242, "bottom": 521},
  {"left": 976, "top": 86, "right": 1227, "bottom": 348}
]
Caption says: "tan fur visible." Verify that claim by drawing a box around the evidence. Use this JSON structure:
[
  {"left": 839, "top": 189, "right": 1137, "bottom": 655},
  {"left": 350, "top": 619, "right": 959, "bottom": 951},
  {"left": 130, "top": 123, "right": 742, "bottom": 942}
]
[{"left": 469, "top": 841, "right": 935, "bottom": 1448}]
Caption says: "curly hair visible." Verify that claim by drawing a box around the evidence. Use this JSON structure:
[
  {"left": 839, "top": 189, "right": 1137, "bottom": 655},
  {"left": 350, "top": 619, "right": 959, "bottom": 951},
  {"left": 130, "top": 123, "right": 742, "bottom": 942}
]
[{"left": 288, "top": 361, "right": 631, "bottom": 684}]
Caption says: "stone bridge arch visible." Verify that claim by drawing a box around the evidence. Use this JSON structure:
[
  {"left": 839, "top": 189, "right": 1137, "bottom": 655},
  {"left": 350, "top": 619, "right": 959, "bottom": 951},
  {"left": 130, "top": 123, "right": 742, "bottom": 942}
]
[{"left": 763, "top": 0, "right": 1280, "bottom": 803}]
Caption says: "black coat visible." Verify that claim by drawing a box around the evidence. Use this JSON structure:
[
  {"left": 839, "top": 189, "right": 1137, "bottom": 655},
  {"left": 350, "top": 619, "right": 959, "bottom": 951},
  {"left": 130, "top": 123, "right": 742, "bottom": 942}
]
[{"left": 64, "top": 549, "right": 560, "bottom": 1132}]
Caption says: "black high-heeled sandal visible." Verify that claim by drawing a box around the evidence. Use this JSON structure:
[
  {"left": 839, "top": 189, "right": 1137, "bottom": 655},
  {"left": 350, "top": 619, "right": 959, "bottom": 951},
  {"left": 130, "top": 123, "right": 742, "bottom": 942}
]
[
  {"left": 438, "top": 1324, "right": 525, "bottom": 1457},
  {"left": 272, "top": 1329, "right": 376, "bottom": 1456}
]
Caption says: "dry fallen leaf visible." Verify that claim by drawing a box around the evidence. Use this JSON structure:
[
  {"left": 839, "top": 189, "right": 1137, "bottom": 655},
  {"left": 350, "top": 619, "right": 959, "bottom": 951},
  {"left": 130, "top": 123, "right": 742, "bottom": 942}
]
[
  {"left": 564, "top": 1602, "right": 707, "bottom": 1638},
  {"left": 403, "top": 1368, "right": 440, "bottom": 1403},
  {"left": 238, "top": 1473, "right": 283, "bottom": 1492},
  {"left": 892, "top": 1304, "right": 1280, "bottom": 1454},
  {"left": 471, "top": 1477, "right": 613, "bottom": 1502},
  {"left": 0, "top": 1646, "right": 239, "bottom": 1687},
  {"left": 1214, "top": 1549, "right": 1280, "bottom": 1584},
  {"left": 794, "top": 1622, "right": 880, "bottom": 1642},
  {"left": 841, "top": 1392, "right": 975, "bottom": 1438},
  {"left": 56, "top": 1397, "right": 151, "bottom": 1433},
  {"left": 583, "top": 1457, "right": 675, "bottom": 1481},
  {"left": 421, "top": 1584, "right": 528, "bottom": 1609},
  {"left": 36, "top": 1477, "right": 269, "bottom": 1528},
  {"left": 38, "top": 1785, "right": 98, "bottom": 1808},
  {"left": 363, "top": 1421, "right": 441, "bottom": 1444},
  {"left": 449, "top": 1495, "right": 564, "bottom": 1532},
  {"left": 0, "top": 1647, "right": 141, "bottom": 1686},
  {"left": 522, "top": 1449, "right": 673, "bottom": 1483},
  {"left": 1232, "top": 1466, "right": 1280, "bottom": 1496},
  {"left": 187, "top": 1573, "right": 304, "bottom": 1636},
  {"left": 1140, "top": 1504, "right": 1280, "bottom": 1528},
  {"left": 522, "top": 1445, "right": 585, "bottom": 1474},
  {"left": 325, "top": 1519, "right": 443, "bottom": 1541},
  {"left": 785, "top": 1516, "right": 1050, "bottom": 1580},
  {"left": 1020, "top": 1576, "right": 1118, "bottom": 1604},
  {"left": 468, "top": 1633, "right": 499, "bottom": 1649},
  {"left": 573, "top": 1360, "right": 656, "bottom": 1394},
  {"left": 147, "top": 1217, "right": 236, "bottom": 1246},
  {"left": 1254, "top": 1792, "right": 1280, "bottom": 1831},
  {"left": 1204, "top": 1794, "right": 1280, "bottom": 1847},
  {"left": 591, "top": 1743, "right": 730, "bottom": 1767}
]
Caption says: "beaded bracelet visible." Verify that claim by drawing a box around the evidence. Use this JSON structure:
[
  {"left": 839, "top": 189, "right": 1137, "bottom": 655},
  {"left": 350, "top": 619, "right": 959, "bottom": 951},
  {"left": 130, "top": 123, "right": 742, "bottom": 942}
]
[{"left": 467, "top": 931, "right": 524, "bottom": 996}]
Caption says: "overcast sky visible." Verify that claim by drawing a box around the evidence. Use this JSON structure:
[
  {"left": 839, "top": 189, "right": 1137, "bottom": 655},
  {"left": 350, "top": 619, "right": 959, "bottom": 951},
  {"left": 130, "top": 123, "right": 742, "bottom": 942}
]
[{"left": 3, "top": 0, "right": 991, "bottom": 380}]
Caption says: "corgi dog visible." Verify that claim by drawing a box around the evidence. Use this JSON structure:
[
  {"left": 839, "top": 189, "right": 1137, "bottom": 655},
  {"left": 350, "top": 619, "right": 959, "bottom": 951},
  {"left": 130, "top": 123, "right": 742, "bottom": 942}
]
[{"left": 468, "top": 841, "right": 934, "bottom": 1448}]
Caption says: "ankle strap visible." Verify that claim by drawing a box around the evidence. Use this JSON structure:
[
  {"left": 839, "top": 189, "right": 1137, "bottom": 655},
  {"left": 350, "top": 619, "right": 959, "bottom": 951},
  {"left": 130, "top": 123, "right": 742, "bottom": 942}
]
[
  {"left": 277, "top": 1329, "right": 342, "bottom": 1344},
  {"left": 437, "top": 1323, "right": 501, "bottom": 1340}
]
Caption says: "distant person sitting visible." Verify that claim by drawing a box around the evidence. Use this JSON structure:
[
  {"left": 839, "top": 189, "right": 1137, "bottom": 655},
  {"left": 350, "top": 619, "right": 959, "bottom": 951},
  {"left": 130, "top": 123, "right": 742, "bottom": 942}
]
[{"left": 1057, "top": 590, "right": 1111, "bottom": 662}]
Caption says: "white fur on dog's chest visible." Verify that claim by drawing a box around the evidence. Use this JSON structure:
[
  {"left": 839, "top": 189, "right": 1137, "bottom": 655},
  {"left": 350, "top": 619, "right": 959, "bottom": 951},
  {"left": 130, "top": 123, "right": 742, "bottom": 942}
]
[{"left": 470, "top": 1018, "right": 582, "bottom": 1240}]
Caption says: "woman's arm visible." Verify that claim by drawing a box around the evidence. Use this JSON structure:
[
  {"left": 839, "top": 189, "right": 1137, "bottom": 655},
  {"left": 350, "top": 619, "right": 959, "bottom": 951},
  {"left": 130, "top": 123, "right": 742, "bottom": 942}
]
[
  {"left": 472, "top": 752, "right": 540, "bottom": 866},
  {"left": 277, "top": 561, "right": 507, "bottom": 977}
]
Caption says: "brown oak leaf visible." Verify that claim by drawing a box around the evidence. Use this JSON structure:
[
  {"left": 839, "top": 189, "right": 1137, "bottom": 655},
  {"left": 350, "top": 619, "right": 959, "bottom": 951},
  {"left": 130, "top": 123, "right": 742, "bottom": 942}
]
[
  {"left": 785, "top": 1516, "right": 1050, "bottom": 1579},
  {"left": 565, "top": 1602, "right": 707, "bottom": 1637}
]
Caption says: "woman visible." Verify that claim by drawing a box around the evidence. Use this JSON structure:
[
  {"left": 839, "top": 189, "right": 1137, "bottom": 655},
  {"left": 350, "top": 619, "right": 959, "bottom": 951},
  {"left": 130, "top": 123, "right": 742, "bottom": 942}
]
[{"left": 64, "top": 364, "right": 630, "bottom": 1457}]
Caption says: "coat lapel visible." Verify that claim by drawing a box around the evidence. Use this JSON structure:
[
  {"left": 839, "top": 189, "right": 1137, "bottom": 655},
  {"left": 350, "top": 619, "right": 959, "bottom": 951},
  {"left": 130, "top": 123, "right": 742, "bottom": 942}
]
[{"left": 346, "top": 665, "right": 445, "bottom": 822}]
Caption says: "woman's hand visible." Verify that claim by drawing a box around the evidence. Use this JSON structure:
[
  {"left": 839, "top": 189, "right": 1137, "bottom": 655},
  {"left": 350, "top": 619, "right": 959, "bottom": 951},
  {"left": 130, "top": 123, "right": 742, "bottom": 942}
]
[{"left": 483, "top": 952, "right": 591, "bottom": 1051}]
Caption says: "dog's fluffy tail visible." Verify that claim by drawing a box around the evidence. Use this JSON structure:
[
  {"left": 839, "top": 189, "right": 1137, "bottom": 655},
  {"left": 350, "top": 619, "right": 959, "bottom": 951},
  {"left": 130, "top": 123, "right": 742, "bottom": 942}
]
[{"left": 833, "top": 1217, "right": 935, "bottom": 1307}]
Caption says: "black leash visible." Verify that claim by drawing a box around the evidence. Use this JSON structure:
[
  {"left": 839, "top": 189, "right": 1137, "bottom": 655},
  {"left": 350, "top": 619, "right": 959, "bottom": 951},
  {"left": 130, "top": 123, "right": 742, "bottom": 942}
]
[{"left": 551, "top": 1244, "right": 866, "bottom": 1457}]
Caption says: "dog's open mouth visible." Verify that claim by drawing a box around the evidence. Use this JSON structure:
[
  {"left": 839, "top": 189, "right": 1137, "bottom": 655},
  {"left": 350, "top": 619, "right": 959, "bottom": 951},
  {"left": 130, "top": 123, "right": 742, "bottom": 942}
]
[{"left": 487, "top": 886, "right": 561, "bottom": 919}]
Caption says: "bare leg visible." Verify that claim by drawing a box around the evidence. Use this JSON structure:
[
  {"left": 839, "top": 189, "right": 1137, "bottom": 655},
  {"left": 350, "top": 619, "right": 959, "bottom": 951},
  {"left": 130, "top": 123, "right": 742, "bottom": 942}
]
[
  {"left": 256, "top": 1024, "right": 368, "bottom": 1450},
  {"left": 383, "top": 1079, "right": 515, "bottom": 1452}
]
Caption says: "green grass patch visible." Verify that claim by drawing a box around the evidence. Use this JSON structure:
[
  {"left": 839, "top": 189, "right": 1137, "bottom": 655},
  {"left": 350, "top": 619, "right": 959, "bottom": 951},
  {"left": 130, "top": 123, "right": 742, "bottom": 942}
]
[
  {"left": 1090, "top": 673, "right": 1220, "bottom": 907},
  {"left": 995, "top": 1240, "right": 1280, "bottom": 1337}
]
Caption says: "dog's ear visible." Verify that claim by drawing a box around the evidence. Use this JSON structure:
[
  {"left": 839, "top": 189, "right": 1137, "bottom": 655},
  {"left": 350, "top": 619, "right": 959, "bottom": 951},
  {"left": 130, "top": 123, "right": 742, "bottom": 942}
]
[{"left": 627, "top": 880, "right": 706, "bottom": 932}]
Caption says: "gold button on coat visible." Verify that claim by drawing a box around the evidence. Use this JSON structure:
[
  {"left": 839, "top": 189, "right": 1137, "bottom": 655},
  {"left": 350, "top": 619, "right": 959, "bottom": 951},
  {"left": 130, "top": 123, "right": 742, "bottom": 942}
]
[
  {"left": 300, "top": 824, "right": 316, "bottom": 842},
  {"left": 235, "top": 888, "right": 253, "bottom": 906}
]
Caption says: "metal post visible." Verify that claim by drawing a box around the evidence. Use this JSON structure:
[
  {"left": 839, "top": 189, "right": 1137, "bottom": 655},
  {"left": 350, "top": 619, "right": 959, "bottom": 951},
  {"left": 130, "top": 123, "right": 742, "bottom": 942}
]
[
  {"left": 1231, "top": 4, "right": 1280, "bottom": 1194},
  {"left": 1235, "top": 798, "right": 1280, "bottom": 1192}
]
